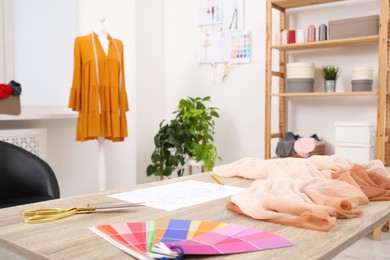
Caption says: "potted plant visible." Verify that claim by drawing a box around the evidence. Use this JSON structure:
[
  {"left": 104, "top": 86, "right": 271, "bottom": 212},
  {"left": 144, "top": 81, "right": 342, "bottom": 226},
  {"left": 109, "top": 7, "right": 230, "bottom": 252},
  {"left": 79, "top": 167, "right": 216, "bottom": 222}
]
[
  {"left": 174, "top": 96, "right": 221, "bottom": 171},
  {"left": 320, "top": 65, "right": 340, "bottom": 92},
  {"left": 147, "top": 96, "right": 221, "bottom": 179},
  {"left": 146, "top": 119, "right": 191, "bottom": 179}
]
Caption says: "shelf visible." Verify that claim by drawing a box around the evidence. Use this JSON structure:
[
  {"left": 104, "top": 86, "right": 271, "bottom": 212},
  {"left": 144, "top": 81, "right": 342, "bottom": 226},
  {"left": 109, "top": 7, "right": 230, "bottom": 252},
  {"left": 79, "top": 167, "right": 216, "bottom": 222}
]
[
  {"left": 271, "top": 91, "right": 378, "bottom": 97},
  {"left": 271, "top": 0, "right": 344, "bottom": 10},
  {"left": 0, "top": 106, "right": 77, "bottom": 121},
  {"left": 272, "top": 35, "right": 379, "bottom": 51},
  {"left": 265, "top": 0, "right": 388, "bottom": 162}
]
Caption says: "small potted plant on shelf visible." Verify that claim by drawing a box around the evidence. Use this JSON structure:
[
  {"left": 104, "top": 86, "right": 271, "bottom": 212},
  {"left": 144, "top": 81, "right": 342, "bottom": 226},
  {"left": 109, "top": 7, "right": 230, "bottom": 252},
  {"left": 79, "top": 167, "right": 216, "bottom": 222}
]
[
  {"left": 147, "top": 96, "right": 221, "bottom": 180},
  {"left": 320, "top": 64, "right": 340, "bottom": 92}
]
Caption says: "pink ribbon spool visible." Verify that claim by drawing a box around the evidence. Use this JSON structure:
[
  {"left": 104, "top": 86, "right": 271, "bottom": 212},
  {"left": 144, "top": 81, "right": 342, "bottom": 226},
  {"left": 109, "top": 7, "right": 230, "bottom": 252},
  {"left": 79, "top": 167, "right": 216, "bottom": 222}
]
[{"left": 307, "top": 25, "right": 316, "bottom": 42}]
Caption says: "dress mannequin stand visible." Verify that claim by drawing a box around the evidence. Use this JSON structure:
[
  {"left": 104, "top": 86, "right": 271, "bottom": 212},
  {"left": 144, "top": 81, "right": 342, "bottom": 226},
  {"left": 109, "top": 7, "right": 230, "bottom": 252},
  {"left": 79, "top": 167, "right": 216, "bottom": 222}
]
[{"left": 96, "top": 16, "right": 109, "bottom": 191}]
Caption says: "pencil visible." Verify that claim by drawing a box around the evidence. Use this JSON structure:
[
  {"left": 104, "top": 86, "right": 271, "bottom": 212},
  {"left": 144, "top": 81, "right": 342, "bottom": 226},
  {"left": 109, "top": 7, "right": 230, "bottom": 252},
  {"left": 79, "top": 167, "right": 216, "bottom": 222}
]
[{"left": 211, "top": 173, "right": 224, "bottom": 185}]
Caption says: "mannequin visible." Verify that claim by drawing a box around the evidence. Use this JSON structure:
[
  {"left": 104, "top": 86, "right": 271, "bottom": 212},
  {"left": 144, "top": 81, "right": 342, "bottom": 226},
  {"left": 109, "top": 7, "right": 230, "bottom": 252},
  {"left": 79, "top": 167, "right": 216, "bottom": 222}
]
[
  {"left": 69, "top": 15, "right": 129, "bottom": 192},
  {"left": 96, "top": 15, "right": 109, "bottom": 191},
  {"left": 96, "top": 16, "right": 109, "bottom": 55}
]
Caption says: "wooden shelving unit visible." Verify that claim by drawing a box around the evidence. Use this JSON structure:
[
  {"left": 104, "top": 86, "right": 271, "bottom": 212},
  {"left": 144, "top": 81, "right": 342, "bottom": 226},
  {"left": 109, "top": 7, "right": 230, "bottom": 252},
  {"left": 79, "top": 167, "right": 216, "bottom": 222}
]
[
  {"left": 271, "top": 91, "right": 378, "bottom": 97},
  {"left": 264, "top": 0, "right": 389, "bottom": 163},
  {"left": 271, "top": 0, "right": 342, "bottom": 10},
  {"left": 272, "top": 35, "right": 379, "bottom": 51}
]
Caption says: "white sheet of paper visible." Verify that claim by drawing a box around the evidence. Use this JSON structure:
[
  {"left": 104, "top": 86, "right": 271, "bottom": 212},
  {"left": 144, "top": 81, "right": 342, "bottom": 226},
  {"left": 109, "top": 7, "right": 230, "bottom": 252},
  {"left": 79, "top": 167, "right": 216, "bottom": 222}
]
[{"left": 108, "top": 180, "right": 244, "bottom": 211}]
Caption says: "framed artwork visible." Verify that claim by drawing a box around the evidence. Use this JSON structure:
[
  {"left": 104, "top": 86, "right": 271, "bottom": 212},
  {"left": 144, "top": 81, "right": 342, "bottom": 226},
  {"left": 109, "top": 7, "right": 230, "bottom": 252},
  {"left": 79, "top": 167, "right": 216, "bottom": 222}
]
[{"left": 198, "top": 0, "right": 223, "bottom": 26}]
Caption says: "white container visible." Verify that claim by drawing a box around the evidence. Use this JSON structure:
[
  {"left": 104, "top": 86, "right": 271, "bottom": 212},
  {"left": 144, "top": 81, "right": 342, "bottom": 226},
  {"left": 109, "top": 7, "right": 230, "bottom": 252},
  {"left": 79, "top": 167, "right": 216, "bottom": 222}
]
[
  {"left": 335, "top": 143, "right": 375, "bottom": 163},
  {"left": 286, "top": 62, "right": 315, "bottom": 79},
  {"left": 286, "top": 78, "right": 314, "bottom": 92},
  {"left": 296, "top": 29, "right": 305, "bottom": 43},
  {"left": 351, "top": 79, "right": 373, "bottom": 92},
  {"left": 352, "top": 67, "right": 373, "bottom": 80},
  {"left": 335, "top": 122, "right": 375, "bottom": 146}
]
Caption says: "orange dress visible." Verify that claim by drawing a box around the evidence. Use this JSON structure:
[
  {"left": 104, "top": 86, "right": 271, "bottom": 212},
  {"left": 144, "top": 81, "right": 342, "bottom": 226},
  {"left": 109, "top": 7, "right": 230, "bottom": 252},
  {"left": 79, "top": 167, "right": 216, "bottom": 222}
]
[{"left": 69, "top": 33, "right": 129, "bottom": 142}]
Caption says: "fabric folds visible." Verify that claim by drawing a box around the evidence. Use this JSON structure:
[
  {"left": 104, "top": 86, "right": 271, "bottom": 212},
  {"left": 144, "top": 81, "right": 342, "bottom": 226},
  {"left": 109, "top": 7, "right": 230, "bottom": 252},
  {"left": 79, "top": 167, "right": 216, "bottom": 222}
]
[{"left": 213, "top": 155, "right": 390, "bottom": 231}]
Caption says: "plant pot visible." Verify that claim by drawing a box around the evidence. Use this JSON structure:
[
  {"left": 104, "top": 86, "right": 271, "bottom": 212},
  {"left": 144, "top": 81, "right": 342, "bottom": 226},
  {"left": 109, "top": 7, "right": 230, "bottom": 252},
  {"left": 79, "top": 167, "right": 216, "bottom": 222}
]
[
  {"left": 188, "top": 158, "right": 206, "bottom": 175},
  {"left": 188, "top": 158, "right": 204, "bottom": 167},
  {"left": 324, "top": 80, "right": 336, "bottom": 92}
]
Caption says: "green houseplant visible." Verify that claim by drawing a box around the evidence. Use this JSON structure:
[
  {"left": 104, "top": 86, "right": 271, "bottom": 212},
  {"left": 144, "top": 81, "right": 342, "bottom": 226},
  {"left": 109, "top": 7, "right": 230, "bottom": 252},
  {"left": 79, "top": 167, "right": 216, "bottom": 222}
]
[
  {"left": 320, "top": 65, "right": 340, "bottom": 92},
  {"left": 174, "top": 96, "right": 221, "bottom": 171},
  {"left": 147, "top": 96, "right": 221, "bottom": 179},
  {"left": 146, "top": 119, "right": 190, "bottom": 179}
]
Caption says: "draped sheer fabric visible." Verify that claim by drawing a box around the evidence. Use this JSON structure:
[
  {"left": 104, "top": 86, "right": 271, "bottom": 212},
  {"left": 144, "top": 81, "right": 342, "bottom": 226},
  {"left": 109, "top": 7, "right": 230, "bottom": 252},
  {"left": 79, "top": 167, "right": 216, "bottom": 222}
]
[
  {"left": 69, "top": 33, "right": 129, "bottom": 142},
  {"left": 213, "top": 155, "right": 390, "bottom": 231}
]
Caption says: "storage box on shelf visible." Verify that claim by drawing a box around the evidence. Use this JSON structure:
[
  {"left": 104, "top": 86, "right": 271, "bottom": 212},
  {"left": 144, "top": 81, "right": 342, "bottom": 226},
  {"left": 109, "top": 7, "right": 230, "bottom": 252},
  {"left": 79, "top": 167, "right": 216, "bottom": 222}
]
[
  {"left": 335, "top": 122, "right": 375, "bottom": 162},
  {"left": 351, "top": 67, "right": 374, "bottom": 92},
  {"left": 329, "top": 15, "right": 380, "bottom": 40},
  {"left": 286, "top": 62, "right": 315, "bottom": 93},
  {"left": 335, "top": 143, "right": 375, "bottom": 162}
]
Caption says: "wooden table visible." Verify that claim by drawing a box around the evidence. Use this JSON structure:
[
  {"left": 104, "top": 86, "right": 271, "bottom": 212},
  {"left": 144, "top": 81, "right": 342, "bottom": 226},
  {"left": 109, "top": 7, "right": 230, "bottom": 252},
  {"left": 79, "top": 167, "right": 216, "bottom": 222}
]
[{"left": 1, "top": 173, "right": 390, "bottom": 260}]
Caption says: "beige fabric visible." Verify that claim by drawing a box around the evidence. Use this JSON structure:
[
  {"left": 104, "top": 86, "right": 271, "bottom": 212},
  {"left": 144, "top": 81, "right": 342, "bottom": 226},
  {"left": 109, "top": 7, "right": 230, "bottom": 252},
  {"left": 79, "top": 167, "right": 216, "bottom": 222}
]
[{"left": 213, "top": 155, "right": 388, "bottom": 231}]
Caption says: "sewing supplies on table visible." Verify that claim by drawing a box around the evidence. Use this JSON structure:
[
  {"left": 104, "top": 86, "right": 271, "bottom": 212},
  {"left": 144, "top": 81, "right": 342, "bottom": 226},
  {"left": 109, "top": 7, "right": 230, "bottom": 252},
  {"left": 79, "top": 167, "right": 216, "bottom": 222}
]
[{"left": 21, "top": 202, "right": 144, "bottom": 224}]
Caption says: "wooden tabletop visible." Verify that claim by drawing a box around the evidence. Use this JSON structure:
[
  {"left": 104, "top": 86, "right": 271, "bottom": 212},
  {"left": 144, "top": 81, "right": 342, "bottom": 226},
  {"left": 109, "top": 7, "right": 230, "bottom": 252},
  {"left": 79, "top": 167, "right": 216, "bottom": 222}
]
[{"left": 1, "top": 173, "right": 389, "bottom": 260}]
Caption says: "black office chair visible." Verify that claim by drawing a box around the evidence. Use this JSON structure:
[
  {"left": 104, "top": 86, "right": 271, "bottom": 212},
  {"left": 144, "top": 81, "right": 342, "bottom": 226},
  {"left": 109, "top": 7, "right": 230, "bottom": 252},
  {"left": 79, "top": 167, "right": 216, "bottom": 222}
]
[{"left": 0, "top": 140, "right": 60, "bottom": 208}]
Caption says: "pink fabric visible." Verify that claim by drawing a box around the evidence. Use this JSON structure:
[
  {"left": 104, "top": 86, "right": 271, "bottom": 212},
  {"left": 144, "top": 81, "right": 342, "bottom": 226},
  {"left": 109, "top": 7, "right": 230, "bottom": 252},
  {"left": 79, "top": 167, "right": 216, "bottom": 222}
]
[
  {"left": 213, "top": 155, "right": 389, "bottom": 231},
  {"left": 294, "top": 137, "right": 316, "bottom": 158}
]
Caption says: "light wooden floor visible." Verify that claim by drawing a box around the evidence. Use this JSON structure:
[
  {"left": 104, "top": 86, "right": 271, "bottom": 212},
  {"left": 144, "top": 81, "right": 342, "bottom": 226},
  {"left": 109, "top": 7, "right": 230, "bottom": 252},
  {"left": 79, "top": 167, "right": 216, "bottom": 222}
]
[
  {"left": 332, "top": 232, "right": 390, "bottom": 260},
  {"left": 0, "top": 232, "right": 388, "bottom": 259}
]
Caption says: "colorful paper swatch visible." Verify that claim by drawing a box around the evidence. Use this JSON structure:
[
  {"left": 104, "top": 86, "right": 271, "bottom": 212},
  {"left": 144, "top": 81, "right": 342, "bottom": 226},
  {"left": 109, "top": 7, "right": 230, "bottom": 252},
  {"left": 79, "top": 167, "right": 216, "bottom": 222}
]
[
  {"left": 230, "top": 31, "right": 251, "bottom": 64},
  {"left": 91, "top": 219, "right": 294, "bottom": 259}
]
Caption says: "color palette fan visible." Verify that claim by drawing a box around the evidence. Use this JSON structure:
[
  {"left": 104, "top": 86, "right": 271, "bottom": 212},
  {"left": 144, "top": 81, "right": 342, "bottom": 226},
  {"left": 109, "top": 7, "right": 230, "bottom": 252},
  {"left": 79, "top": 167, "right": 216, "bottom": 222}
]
[{"left": 90, "top": 219, "right": 294, "bottom": 259}]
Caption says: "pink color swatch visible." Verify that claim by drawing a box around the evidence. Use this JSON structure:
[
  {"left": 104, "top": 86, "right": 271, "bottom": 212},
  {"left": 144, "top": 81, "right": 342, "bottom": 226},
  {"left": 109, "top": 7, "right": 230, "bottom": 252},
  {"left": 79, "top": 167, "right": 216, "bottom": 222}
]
[{"left": 91, "top": 219, "right": 294, "bottom": 258}]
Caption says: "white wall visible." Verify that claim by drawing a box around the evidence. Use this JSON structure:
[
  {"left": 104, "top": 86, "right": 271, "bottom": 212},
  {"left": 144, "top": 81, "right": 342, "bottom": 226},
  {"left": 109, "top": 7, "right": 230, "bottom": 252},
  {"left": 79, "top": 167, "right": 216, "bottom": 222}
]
[
  {"left": 0, "top": 0, "right": 14, "bottom": 83},
  {"left": 4, "top": 0, "right": 137, "bottom": 197},
  {"left": 4, "top": 0, "right": 382, "bottom": 196},
  {"left": 135, "top": 0, "right": 165, "bottom": 184},
  {"left": 161, "top": 0, "right": 266, "bottom": 168},
  {"left": 13, "top": 0, "right": 78, "bottom": 106},
  {"left": 0, "top": 0, "right": 6, "bottom": 82}
]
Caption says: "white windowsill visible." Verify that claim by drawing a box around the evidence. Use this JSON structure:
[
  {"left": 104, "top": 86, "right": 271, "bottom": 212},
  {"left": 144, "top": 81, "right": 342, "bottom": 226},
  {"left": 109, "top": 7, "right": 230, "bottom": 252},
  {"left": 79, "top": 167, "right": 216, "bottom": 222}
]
[{"left": 0, "top": 106, "right": 77, "bottom": 121}]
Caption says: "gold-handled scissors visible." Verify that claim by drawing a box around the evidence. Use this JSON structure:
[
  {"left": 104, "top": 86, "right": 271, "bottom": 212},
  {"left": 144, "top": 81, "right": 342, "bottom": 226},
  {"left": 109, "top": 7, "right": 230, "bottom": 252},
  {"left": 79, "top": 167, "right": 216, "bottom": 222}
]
[{"left": 22, "top": 203, "right": 144, "bottom": 224}]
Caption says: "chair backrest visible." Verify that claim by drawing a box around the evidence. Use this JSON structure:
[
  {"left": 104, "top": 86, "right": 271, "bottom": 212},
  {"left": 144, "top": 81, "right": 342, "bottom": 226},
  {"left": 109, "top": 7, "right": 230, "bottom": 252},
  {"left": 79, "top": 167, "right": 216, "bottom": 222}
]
[{"left": 0, "top": 140, "right": 60, "bottom": 208}]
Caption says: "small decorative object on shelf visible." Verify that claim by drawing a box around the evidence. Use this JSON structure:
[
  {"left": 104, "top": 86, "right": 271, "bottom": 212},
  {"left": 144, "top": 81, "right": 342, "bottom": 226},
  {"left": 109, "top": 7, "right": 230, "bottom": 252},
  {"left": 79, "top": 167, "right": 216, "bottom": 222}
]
[
  {"left": 296, "top": 29, "right": 305, "bottom": 43},
  {"left": 321, "top": 65, "right": 340, "bottom": 92},
  {"left": 318, "top": 24, "right": 327, "bottom": 41},
  {"left": 288, "top": 29, "right": 296, "bottom": 44},
  {"left": 307, "top": 25, "right": 316, "bottom": 42},
  {"left": 281, "top": 29, "right": 288, "bottom": 44}
]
